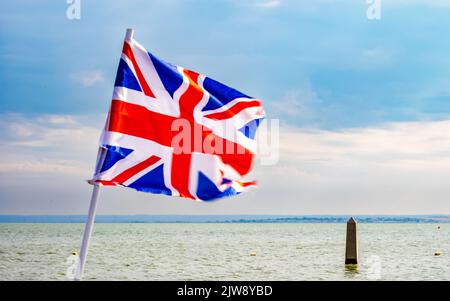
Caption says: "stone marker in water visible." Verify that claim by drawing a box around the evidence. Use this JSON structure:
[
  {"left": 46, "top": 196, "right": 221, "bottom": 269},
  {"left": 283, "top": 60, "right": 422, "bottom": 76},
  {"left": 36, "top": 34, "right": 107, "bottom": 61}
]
[{"left": 345, "top": 217, "right": 358, "bottom": 264}]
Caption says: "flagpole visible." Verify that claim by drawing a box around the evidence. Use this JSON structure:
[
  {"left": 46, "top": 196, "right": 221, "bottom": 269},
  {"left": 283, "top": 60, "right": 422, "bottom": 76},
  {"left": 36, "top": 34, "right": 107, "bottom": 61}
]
[
  {"left": 73, "top": 28, "right": 135, "bottom": 281},
  {"left": 74, "top": 184, "right": 100, "bottom": 281},
  {"left": 125, "top": 28, "right": 134, "bottom": 41}
]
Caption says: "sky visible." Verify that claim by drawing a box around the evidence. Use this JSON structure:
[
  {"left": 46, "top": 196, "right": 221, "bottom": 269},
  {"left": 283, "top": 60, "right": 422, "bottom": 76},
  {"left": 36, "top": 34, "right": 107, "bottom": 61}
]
[{"left": 0, "top": 0, "right": 449, "bottom": 215}]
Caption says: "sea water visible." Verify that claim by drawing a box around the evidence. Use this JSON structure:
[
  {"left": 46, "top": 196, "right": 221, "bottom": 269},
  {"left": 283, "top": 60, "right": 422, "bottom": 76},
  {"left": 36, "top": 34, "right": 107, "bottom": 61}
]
[{"left": 0, "top": 223, "right": 448, "bottom": 280}]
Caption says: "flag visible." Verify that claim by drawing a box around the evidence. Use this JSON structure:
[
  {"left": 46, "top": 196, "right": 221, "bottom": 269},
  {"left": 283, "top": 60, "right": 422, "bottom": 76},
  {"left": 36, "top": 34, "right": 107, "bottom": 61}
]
[{"left": 90, "top": 34, "right": 265, "bottom": 201}]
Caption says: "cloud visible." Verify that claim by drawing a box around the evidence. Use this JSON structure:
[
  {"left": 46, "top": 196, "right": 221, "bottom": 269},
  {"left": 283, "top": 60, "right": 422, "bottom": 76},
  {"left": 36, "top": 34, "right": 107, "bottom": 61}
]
[
  {"left": 0, "top": 113, "right": 101, "bottom": 176},
  {"left": 276, "top": 119, "right": 450, "bottom": 168},
  {"left": 268, "top": 80, "right": 323, "bottom": 127},
  {"left": 248, "top": 118, "right": 450, "bottom": 214},
  {"left": 70, "top": 70, "right": 105, "bottom": 87},
  {"left": 0, "top": 160, "right": 86, "bottom": 175},
  {"left": 385, "top": 0, "right": 450, "bottom": 7},
  {"left": 37, "top": 115, "right": 78, "bottom": 125},
  {"left": 255, "top": 0, "right": 281, "bottom": 8},
  {"left": 1, "top": 113, "right": 450, "bottom": 214},
  {"left": 246, "top": 0, "right": 450, "bottom": 11},
  {"left": 360, "top": 47, "right": 392, "bottom": 67}
]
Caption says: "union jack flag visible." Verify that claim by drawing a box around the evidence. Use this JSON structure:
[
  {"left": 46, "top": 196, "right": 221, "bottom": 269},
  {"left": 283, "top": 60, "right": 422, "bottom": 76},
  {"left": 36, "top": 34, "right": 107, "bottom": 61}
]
[{"left": 90, "top": 32, "right": 265, "bottom": 201}]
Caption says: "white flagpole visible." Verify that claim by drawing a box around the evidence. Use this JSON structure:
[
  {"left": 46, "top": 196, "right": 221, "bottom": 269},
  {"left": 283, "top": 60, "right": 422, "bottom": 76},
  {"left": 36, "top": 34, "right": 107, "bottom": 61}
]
[
  {"left": 74, "top": 184, "right": 100, "bottom": 281},
  {"left": 125, "top": 28, "right": 134, "bottom": 41},
  {"left": 74, "top": 28, "right": 135, "bottom": 281}
]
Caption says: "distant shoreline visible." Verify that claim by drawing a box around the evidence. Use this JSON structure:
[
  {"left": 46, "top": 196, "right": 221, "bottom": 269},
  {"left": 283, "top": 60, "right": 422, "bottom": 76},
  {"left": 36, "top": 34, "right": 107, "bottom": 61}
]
[{"left": 0, "top": 215, "right": 449, "bottom": 223}]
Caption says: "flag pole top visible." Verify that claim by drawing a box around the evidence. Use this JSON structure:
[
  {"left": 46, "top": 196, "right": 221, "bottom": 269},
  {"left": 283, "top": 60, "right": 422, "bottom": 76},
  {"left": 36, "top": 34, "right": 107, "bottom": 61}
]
[{"left": 125, "top": 28, "right": 134, "bottom": 41}]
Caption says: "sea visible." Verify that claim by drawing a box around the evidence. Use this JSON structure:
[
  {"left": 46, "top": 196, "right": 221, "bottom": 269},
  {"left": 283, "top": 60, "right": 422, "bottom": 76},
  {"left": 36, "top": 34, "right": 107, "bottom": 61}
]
[{"left": 0, "top": 216, "right": 449, "bottom": 281}]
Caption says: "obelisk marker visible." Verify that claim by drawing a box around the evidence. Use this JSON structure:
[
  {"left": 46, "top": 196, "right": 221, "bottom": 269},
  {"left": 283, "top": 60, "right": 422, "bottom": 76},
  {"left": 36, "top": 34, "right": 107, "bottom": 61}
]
[{"left": 345, "top": 217, "right": 358, "bottom": 264}]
